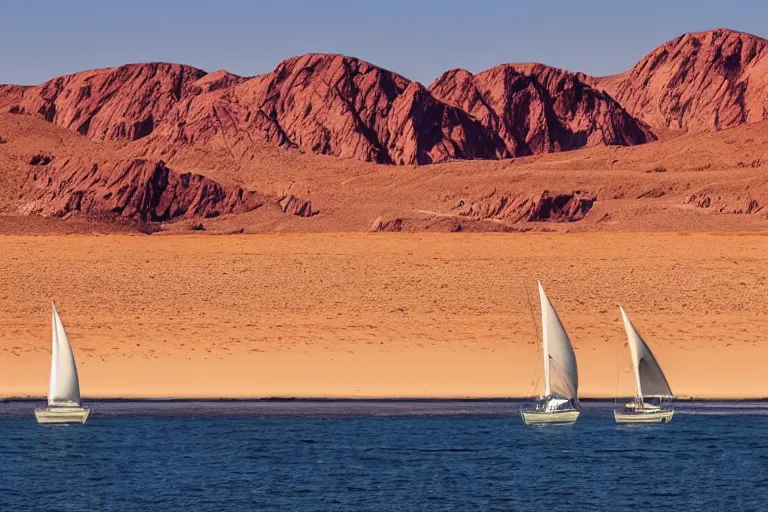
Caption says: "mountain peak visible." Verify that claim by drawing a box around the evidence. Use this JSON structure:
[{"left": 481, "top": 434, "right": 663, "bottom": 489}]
[
  {"left": 2, "top": 29, "right": 768, "bottom": 165},
  {"left": 595, "top": 27, "right": 768, "bottom": 132}
]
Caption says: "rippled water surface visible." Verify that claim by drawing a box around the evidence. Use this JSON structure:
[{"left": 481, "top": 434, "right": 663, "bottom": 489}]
[{"left": 1, "top": 401, "right": 766, "bottom": 511}]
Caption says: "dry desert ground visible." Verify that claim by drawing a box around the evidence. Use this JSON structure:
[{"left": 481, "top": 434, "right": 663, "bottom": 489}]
[{"left": 0, "top": 232, "right": 766, "bottom": 400}]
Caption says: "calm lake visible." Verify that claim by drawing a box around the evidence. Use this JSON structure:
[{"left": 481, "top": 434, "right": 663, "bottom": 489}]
[{"left": 1, "top": 401, "right": 765, "bottom": 511}]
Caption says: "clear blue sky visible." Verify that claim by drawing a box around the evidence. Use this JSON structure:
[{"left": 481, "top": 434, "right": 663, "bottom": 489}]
[{"left": 1, "top": 0, "right": 766, "bottom": 85}]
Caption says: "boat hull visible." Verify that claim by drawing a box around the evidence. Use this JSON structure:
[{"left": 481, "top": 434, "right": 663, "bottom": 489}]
[
  {"left": 614, "top": 409, "right": 674, "bottom": 424},
  {"left": 521, "top": 409, "right": 580, "bottom": 425},
  {"left": 35, "top": 407, "right": 90, "bottom": 424}
]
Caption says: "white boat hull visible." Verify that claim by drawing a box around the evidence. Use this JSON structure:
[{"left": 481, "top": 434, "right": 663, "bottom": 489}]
[
  {"left": 614, "top": 409, "right": 673, "bottom": 424},
  {"left": 521, "top": 409, "right": 580, "bottom": 425},
  {"left": 35, "top": 406, "right": 90, "bottom": 424}
]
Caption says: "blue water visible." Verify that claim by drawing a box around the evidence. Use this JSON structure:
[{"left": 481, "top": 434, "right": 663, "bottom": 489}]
[{"left": 1, "top": 401, "right": 767, "bottom": 511}]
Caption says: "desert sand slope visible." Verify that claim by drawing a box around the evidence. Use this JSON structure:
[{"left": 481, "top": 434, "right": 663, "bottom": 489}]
[{"left": 0, "top": 233, "right": 766, "bottom": 399}]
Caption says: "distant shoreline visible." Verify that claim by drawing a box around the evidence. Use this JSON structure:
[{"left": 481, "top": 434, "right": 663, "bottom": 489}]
[{"left": 4, "top": 397, "right": 768, "bottom": 403}]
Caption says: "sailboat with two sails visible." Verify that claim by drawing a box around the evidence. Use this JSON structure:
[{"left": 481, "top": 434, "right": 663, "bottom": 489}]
[
  {"left": 34, "top": 303, "right": 90, "bottom": 424},
  {"left": 521, "top": 282, "right": 580, "bottom": 425},
  {"left": 614, "top": 306, "right": 674, "bottom": 424}
]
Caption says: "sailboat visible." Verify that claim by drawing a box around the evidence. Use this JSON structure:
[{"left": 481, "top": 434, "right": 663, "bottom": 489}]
[
  {"left": 614, "top": 306, "right": 674, "bottom": 424},
  {"left": 34, "top": 303, "right": 90, "bottom": 424},
  {"left": 521, "top": 282, "right": 580, "bottom": 425}
]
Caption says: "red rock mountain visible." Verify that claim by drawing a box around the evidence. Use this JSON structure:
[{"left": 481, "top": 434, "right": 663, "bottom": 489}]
[
  {"left": 0, "top": 53, "right": 663, "bottom": 165},
  {"left": 0, "top": 55, "right": 511, "bottom": 165},
  {"left": 596, "top": 29, "right": 768, "bottom": 132},
  {"left": 3, "top": 29, "right": 768, "bottom": 167},
  {"left": 2, "top": 28, "right": 768, "bottom": 233},
  {"left": 429, "top": 64, "right": 655, "bottom": 156},
  {"left": 0, "top": 63, "right": 207, "bottom": 141}
]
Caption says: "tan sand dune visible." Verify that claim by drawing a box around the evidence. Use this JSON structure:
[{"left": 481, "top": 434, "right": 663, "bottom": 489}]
[{"left": 1, "top": 233, "right": 766, "bottom": 399}]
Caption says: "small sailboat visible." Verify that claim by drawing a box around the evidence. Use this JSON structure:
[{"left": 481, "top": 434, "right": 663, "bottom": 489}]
[
  {"left": 614, "top": 306, "right": 674, "bottom": 424},
  {"left": 521, "top": 282, "right": 580, "bottom": 425},
  {"left": 34, "top": 303, "right": 90, "bottom": 424}
]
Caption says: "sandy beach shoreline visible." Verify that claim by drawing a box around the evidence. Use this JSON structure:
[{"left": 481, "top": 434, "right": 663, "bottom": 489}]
[{"left": 1, "top": 232, "right": 767, "bottom": 400}]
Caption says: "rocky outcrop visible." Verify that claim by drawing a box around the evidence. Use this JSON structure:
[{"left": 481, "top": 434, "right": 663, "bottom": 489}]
[
  {"left": 4, "top": 28, "right": 768, "bottom": 168},
  {"left": 454, "top": 190, "right": 595, "bottom": 222},
  {"left": 383, "top": 81, "right": 509, "bottom": 164},
  {"left": 429, "top": 64, "right": 655, "bottom": 156},
  {"left": 370, "top": 216, "right": 404, "bottom": 232},
  {"left": 0, "top": 63, "right": 207, "bottom": 141},
  {"left": 29, "top": 153, "right": 54, "bottom": 166},
  {"left": 1, "top": 56, "right": 508, "bottom": 165},
  {"left": 684, "top": 193, "right": 765, "bottom": 214},
  {"left": 20, "top": 158, "right": 265, "bottom": 221},
  {"left": 278, "top": 194, "right": 318, "bottom": 217},
  {"left": 229, "top": 54, "right": 510, "bottom": 164},
  {"left": 596, "top": 29, "right": 768, "bottom": 132}
]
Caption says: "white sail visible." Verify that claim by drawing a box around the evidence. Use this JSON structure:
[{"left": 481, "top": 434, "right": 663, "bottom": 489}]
[
  {"left": 48, "top": 303, "right": 81, "bottom": 406},
  {"left": 538, "top": 282, "right": 578, "bottom": 400},
  {"left": 619, "top": 306, "right": 672, "bottom": 400}
]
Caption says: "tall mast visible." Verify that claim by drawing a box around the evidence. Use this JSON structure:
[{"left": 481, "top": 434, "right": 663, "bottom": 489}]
[
  {"left": 538, "top": 282, "right": 551, "bottom": 397},
  {"left": 620, "top": 306, "right": 643, "bottom": 402}
]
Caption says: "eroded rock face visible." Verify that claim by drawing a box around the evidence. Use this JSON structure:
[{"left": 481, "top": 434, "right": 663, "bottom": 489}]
[
  {"left": 4, "top": 28, "right": 768, "bottom": 170},
  {"left": 0, "top": 54, "right": 655, "bottom": 165},
  {"left": 454, "top": 190, "right": 596, "bottom": 223},
  {"left": 231, "top": 54, "right": 509, "bottom": 164},
  {"left": 20, "top": 158, "right": 265, "bottom": 221},
  {"left": 0, "top": 63, "right": 207, "bottom": 141},
  {"left": 1, "top": 56, "right": 509, "bottom": 165},
  {"left": 278, "top": 194, "right": 318, "bottom": 217},
  {"left": 371, "top": 217, "right": 405, "bottom": 232},
  {"left": 596, "top": 29, "right": 768, "bottom": 132},
  {"left": 684, "top": 193, "right": 765, "bottom": 215},
  {"left": 429, "top": 64, "right": 655, "bottom": 156}
]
